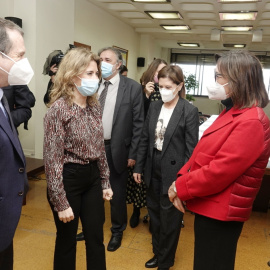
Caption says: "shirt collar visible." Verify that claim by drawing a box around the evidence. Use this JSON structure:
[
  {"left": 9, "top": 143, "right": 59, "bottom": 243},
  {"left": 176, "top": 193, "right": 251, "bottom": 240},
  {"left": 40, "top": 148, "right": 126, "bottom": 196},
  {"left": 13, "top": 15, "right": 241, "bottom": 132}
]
[
  {"left": 0, "top": 88, "right": 3, "bottom": 101},
  {"left": 102, "top": 72, "right": 120, "bottom": 86}
]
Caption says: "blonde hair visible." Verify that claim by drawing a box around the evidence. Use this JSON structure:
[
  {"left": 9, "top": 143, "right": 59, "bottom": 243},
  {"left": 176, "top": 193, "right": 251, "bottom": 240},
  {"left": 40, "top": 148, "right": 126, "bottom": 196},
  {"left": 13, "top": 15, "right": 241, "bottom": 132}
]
[{"left": 49, "top": 47, "right": 101, "bottom": 107}]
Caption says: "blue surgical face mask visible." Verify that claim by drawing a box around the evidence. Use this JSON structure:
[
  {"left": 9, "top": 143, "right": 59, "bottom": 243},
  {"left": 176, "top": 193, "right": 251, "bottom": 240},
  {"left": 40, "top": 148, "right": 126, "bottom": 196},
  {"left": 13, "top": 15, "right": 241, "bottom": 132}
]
[
  {"left": 101, "top": 61, "right": 115, "bottom": 78},
  {"left": 75, "top": 77, "right": 99, "bottom": 97}
]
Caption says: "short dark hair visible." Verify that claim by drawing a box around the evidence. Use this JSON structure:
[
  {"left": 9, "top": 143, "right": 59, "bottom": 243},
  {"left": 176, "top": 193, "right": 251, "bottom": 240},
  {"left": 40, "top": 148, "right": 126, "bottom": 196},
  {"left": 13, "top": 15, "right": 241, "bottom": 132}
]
[
  {"left": 120, "top": 65, "right": 128, "bottom": 74},
  {"left": 98, "top": 46, "right": 123, "bottom": 70},
  {"left": 216, "top": 50, "right": 269, "bottom": 109},
  {"left": 0, "top": 18, "right": 24, "bottom": 54},
  {"left": 158, "top": 65, "right": 186, "bottom": 98}
]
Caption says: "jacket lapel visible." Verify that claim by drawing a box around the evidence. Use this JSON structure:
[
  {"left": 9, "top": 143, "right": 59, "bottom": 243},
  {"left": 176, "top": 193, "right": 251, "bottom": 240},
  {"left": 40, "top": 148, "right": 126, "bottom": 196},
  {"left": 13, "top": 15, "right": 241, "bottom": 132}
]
[
  {"left": 149, "top": 101, "right": 163, "bottom": 155},
  {"left": 161, "top": 98, "right": 184, "bottom": 157},
  {"left": 0, "top": 96, "right": 25, "bottom": 165},
  {"left": 113, "top": 75, "right": 125, "bottom": 126},
  {"left": 203, "top": 107, "right": 248, "bottom": 137}
]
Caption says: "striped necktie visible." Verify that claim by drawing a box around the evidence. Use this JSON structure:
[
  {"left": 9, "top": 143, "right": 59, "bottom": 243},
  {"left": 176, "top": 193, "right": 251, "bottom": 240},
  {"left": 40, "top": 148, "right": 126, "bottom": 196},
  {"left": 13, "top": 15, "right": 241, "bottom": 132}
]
[{"left": 99, "top": 81, "right": 110, "bottom": 115}]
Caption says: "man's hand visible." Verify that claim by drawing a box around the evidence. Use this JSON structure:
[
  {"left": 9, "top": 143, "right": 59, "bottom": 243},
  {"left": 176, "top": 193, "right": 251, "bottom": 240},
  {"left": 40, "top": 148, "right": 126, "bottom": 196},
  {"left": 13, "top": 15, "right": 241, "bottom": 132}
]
[
  {"left": 58, "top": 207, "right": 74, "bottom": 223},
  {"left": 127, "top": 159, "right": 136, "bottom": 167}
]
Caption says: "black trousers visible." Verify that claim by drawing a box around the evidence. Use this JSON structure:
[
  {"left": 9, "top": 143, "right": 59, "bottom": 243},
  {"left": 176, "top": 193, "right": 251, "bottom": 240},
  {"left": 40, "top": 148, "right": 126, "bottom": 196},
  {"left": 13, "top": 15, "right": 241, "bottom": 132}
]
[
  {"left": 48, "top": 162, "right": 106, "bottom": 270},
  {"left": 0, "top": 242, "right": 13, "bottom": 270},
  {"left": 194, "top": 214, "right": 244, "bottom": 270},
  {"left": 105, "top": 144, "right": 128, "bottom": 236},
  {"left": 147, "top": 149, "right": 183, "bottom": 268}
]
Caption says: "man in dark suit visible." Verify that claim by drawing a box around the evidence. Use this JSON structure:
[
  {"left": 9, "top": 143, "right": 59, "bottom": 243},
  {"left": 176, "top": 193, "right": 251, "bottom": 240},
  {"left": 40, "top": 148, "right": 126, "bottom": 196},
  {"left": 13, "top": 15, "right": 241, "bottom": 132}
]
[
  {"left": 98, "top": 47, "right": 144, "bottom": 251},
  {"left": 0, "top": 18, "right": 33, "bottom": 269},
  {"left": 3, "top": 85, "right": 35, "bottom": 130}
]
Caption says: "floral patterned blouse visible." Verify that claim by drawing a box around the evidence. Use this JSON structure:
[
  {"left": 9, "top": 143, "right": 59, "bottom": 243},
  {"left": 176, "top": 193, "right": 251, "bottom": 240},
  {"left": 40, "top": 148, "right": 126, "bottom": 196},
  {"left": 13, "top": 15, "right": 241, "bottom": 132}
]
[{"left": 43, "top": 97, "right": 110, "bottom": 211}]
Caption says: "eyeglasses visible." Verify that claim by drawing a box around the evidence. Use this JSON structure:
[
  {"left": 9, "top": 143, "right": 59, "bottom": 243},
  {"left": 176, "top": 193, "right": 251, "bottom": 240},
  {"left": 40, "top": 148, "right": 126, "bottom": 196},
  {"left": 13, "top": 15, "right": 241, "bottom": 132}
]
[{"left": 214, "top": 72, "right": 224, "bottom": 81}]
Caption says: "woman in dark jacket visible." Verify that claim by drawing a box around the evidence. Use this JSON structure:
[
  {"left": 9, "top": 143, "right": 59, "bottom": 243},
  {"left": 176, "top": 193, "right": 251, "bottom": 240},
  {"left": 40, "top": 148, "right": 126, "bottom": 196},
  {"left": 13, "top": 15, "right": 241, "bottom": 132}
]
[{"left": 134, "top": 65, "right": 199, "bottom": 270}]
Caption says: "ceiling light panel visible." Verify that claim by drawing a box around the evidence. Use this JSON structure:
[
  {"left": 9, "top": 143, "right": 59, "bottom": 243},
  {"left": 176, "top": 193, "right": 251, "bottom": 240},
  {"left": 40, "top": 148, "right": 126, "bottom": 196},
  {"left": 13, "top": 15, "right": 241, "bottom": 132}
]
[
  {"left": 219, "top": 12, "right": 257, "bottom": 20},
  {"left": 132, "top": 0, "right": 169, "bottom": 2},
  {"left": 178, "top": 43, "right": 200, "bottom": 47},
  {"left": 145, "top": 11, "right": 183, "bottom": 19},
  {"left": 219, "top": 0, "right": 260, "bottom": 2},
  {"left": 161, "top": 25, "right": 190, "bottom": 30},
  {"left": 222, "top": 26, "right": 253, "bottom": 31},
  {"left": 223, "top": 44, "right": 246, "bottom": 47}
]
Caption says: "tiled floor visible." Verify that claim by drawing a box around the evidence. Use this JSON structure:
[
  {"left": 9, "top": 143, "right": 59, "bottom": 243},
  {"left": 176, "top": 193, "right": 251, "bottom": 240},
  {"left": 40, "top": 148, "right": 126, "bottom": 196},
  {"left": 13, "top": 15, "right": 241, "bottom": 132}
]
[{"left": 13, "top": 175, "right": 270, "bottom": 270}]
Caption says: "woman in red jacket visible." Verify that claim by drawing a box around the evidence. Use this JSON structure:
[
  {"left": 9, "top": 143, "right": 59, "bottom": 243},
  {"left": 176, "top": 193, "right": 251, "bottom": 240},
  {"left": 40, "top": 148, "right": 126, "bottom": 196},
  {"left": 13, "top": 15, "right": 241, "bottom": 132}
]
[{"left": 168, "top": 50, "right": 270, "bottom": 270}]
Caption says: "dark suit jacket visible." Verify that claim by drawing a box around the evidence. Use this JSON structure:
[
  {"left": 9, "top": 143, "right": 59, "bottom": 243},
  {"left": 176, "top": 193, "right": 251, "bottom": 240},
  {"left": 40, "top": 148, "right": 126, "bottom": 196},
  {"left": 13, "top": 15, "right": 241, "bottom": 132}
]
[
  {"left": 110, "top": 74, "right": 144, "bottom": 174},
  {"left": 134, "top": 98, "right": 199, "bottom": 194},
  {"left": 0, "top": 95, "right": 27, "bottom": 252},
  {"left": 3, "top": 85, "right": 35, "bottom": 129}
]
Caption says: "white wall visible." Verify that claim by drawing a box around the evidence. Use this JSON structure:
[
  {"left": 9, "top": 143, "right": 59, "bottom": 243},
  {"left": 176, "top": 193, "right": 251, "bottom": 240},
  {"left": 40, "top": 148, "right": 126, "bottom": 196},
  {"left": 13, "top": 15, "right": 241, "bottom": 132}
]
[
  {"left": 34, "top": 0, "right": 75, "bottom": 158},
  {"left": 0, "top": 0, "right": 37, "bottom": 156},
  {"left": 74, "top": 0, "right": 141, "bottom": 81},
  {"left": 0, "top": 0, "right": 166, "bottom": 159}
]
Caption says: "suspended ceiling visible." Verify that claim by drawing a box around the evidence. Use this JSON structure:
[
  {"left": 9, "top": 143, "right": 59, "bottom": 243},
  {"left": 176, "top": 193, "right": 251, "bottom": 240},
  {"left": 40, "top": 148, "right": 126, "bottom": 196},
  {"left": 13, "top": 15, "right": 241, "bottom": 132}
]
[{"left": 88, "top": 0, "right": 270, "bottom": 53}]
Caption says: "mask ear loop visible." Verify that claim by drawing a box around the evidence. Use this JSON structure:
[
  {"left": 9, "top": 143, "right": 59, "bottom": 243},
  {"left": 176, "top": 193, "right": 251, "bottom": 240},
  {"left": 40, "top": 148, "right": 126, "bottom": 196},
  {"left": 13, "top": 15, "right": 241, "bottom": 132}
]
[
  {"left": 0, "top": 66, "right": 10, "bottom": 74},
  {"left": 0, "top": 51, "right": 14, "bottom": 74},
  {"left": 0, "top": 51, "right": 16, "bottom": 63}
]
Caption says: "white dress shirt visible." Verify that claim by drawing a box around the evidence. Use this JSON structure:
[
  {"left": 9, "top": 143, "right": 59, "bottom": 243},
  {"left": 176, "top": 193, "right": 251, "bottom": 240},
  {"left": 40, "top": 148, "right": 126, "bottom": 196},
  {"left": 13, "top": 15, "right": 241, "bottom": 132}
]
[{"left": 98, "top": 73, "right": 120, "bottom": 140}]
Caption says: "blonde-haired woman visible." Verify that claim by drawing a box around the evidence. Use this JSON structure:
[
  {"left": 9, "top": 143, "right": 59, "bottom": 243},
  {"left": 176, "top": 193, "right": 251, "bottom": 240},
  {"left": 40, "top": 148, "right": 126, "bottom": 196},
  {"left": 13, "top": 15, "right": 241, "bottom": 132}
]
[{"left": 44, "top": 47, "right": 113, "bottom": 270}]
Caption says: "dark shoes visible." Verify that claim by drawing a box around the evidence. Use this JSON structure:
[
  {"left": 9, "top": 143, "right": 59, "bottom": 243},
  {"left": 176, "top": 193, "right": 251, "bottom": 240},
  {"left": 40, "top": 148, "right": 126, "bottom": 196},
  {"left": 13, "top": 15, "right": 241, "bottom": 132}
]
[
  {"left": 76, "top": 232, "right": 85, "bottom": 241},
  {"left": 107, "top": 235, "right": 122, "bottom": 252},
  {"left": 145, "top": 255, "right": 158, "bottom": 268},
  {"left": 157, "top": 268, "right": 169, "bottom": 270},
  {"left": 130, "top": 207, "right": 140, "bottom": 228}
]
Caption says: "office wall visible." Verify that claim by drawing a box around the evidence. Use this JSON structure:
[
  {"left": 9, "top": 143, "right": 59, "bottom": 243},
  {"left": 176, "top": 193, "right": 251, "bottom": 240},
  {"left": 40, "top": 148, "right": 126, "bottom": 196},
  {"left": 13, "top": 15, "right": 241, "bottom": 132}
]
[
  {"left": 0, "top": 0, "right": 37, "bottom": 156},
  {"left": 1, "top": 0, "right": 164, "bottom": 158}
]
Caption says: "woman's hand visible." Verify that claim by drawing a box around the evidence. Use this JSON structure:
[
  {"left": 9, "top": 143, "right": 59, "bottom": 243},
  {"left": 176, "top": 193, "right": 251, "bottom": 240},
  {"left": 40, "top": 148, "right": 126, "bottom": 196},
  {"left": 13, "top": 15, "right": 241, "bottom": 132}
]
[
  {"left": 50, "top": 64, "right": 58, "bottom": 74},
  {"left": 168, "top": 181, "right": 185, "bottom": 213},
  {"left": 58, "top": 207, "right": 74, "bottom": 223},
  {"left": 103, "top": 188, "right": 113, "bottom": 201},
  {"left": 172, "top": 197, "right": 186, "bottom": 213},
  {"left": 133, "top": 173, "right": 142, "bottom": 184},
  {"left": 144, "top": 82, "right": 155, "bottom": 98},
  {"left": 168, "top": 181, "right": 177, "bottom": 202}
]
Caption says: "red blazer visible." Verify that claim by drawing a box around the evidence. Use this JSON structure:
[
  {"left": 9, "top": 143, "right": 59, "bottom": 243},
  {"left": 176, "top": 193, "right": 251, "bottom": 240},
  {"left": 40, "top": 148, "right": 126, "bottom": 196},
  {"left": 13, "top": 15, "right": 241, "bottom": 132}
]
[{"left": 175, "top": 106, "right": 270, "bottom": 222}]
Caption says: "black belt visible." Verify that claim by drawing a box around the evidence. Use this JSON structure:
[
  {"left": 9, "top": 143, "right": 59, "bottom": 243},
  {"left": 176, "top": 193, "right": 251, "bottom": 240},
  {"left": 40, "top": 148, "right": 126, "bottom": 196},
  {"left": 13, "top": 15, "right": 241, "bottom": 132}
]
[{"left": 104, "top": 139, "right": 111, "bottom": 145}]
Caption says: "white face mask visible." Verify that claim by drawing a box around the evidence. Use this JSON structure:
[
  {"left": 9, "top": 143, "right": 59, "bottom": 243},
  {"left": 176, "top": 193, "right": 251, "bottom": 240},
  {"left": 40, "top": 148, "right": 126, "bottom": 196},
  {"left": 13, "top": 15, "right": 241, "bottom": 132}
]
[
  {"left": 160, "top": 87, "right": 178, "bottom": 103},
  {"left": 0, "top": 52, "right": 34, "bottom": 85},
  {"left": 206, "top": 82, "right": 229, "bottom": 100}
]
